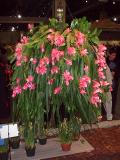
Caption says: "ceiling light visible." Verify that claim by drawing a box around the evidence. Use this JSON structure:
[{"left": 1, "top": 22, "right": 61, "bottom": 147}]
[
  {"left": 17, "top": 14, "right": 22, "bottom": 19},
  {"left": 86, "top": 0, "right": 88, "bottom": 2},
  {"left": 96, "top": 20, "right": 99, "bottom": 22},
  {"left": 113, "top": 17, "right": 117, "bottom": 21},
  {"left": 11, "top": 27, "right": 15, "bottom": 32},
  {"left": 113, "top": 1, "right": 116, "bottom": 4}
]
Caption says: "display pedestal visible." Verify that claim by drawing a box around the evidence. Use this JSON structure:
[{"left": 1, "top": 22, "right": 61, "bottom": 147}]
[{"left": 11, "top": 136, "right": 94, "bottom": 160}]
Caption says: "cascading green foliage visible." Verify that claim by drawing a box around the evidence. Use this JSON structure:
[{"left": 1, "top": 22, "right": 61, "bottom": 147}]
[{"left": 11, "top": 17, "right": 108, "bottom": 129}]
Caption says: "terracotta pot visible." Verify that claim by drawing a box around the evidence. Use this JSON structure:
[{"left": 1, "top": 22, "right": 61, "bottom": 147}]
[
  {"left": 61, "top": 143, "right": 72, "bottom": 151},
  {"left": 25, "top": 147, "right": 36, "bottom": 157}
]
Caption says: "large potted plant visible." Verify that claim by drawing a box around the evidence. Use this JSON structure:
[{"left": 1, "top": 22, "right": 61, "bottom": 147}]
[
  {"left": 70, "top": 116, "right": 82, "bottom": 141},
  {"left": 38, "top": 127, "right": 47, "bottom": 145},
  {"left": 11, "top": 18, "right": 111, "bottom": 137},
  {"left": 58, "top": 119, "right": 73, "bottom": 151},
  {"left": 24, "top": 124, "right": 36, "bottom": 157},
  {"left": 0, "top": 139, "right": 9, "bottom": 160},
  {"left": 10, "top": 136, "right": 20, "bottom": 149}
]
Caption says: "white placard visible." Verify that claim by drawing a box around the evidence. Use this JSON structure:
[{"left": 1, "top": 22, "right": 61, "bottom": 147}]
[{"left": 0, "top": 124, "right": 19, "bottom": 139}]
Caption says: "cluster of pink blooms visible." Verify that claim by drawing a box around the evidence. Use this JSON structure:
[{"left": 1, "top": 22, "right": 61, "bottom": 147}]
[
  {"left": 95, "top": 44, "right": 107, "bottom": 80},
  {"left": 48, "top": 78, "right": 54, "bottom": 85},
  {"left": 90, "top": 80, "right": 102, "bottom": 106},
  {"left": 67, "top": 47, "right": 76, "bottom": 56},
  {"left": 51, "top": 48, "right": 64, "bottom": 65},
  {"left": 47, "top": 33, "right": 65, "bottom": 47},
  {"left": 80, "top": 49, "right": 88, "bottom": 57},
  {"left": 23, "top": 75, "right": 35, "bottom": 91},
  {"left": 90, "top": 44, "right": 110, "bottom": 106},
  {"left": 28, "top": 24, "right": 34, "bottom": 32},
  {"left": 12, "top": 86, "right": 22, "bottom": 97},
  {"left": 51, "top": 66, "right": 59, "bottom": 74},
  {"left": 79, "top": 75, "right": 91, "bottom": 94},
  {"left": 66, "top": 59, "right": 72, "bottom": 66},
  {"left": 75, "top": 31, "right": 86, "bottom": 47},
  {"left": 54, "top": 86, "right": 62, "bottom": 94},
  {"left": 15, "top": 36, "right": 29, "bottom": 66},
  {"left": 12, "top": 75, "right": 36, "bottom": 98},
  {"left": 35, "top": 56, "right": 49, "bottom": 75},
  {"left": 63, "top": 70, "right": 73, "bottom": 86}
]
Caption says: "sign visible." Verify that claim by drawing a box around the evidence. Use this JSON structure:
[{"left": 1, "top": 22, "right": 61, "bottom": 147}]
[{"left": 0, "top": 124, "right": 19, "bottom": 139}]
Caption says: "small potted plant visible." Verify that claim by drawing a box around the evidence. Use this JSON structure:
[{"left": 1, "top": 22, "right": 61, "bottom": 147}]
[
  {"left": 24, "top": 125, "right": 36, "bottom": 157},
  {"left": 0, "top": 139, "right": 9, "bottom": 160},
  {"left": 58, "top": 119, "right": 73, "bottom": 151},
  {"left": 10, "top": 136, "right": 20, "bottom": 149},
  {"left": 38, "top": 127, "right": 47, "bottom": 145},
  {"left": 70, "top": 116, "right": 82, "bottom": 141}
]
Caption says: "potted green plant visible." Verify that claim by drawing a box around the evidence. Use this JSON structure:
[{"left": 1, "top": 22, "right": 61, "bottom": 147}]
[
  {"left": 58, "top": 119, "right": 73, "bottom": 151},
  {"left": 10, "top": 136, "right": 20, "bottom": 149},
  {"left": 0, "top": 139, "right": 9, "bottom": 160},
  {"left": 70, "top": 116, "right": 82, "bottom": 141},
  {"left": 24, "top": 125, "right": 36, "bottom": 157},
  {"left": 38, "top": 127, "right": 47, "bottom": 145}
]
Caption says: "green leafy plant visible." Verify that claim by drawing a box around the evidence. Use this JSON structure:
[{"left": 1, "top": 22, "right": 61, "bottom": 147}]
[
  {"left": 0, "top": 139, "right": 8, "bottom": 153},
  {"left": 70, "top": 116, "right": 82, "bottom": 135},
  {"left": 58, "top": 119, "right": 73, "bottom": 144},
  {"left": 24, "top": 124, "right": 35, "bottom": 149}
]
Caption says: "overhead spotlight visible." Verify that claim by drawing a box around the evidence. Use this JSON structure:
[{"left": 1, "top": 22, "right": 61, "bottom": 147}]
[
  {"left": 11, "top": 26, "right": 15, "bottom": 32},
  {"left": 86, "top": 0, "right": 88, "bottom": 2},
  {"left": 96, "top": 20, "right": 99, "bottom": 22},
  {"left": 113, "top": 17, "right": 117, "bottom": 21},
  {"left": 112, "top": 1, "right": 116, "bottom": 4},
  {"left": 17, "top": 14, "right": 22, "bottom": 19}
]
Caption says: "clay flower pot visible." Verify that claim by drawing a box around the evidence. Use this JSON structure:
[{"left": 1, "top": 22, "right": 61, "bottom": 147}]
[{"left": 61, "top": 143, "right": 72, "bottom": 151}]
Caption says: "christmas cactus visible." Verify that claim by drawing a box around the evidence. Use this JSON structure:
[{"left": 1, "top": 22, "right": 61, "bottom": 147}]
[{"left": 11, "top": 17, "right": 111, "bottom": 127}]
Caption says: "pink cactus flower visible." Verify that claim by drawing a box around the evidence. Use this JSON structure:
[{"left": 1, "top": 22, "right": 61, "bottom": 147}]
[
  {"left": 75, "top": 31, "right": 86, "bottom": 46},
  {"left": 63, "top": 70, "right": 73, "bottom": 86},
  {"left": 79, "top": 75, "right": 91, "bottom": 89},
  {"left": 100, "top": 81, "right": 110, "bottom": 86},
  {"left": 12, "top": 86, "right": 22, "bottom": 97},
  {"left": 51, "top": 66, "right": 59, "bottom": 74},
  {"left": 47, "top": 33, "right": 54, "bottom": 44},
  {"left": 21, "top": 36, "right": 29, "bottom": 44},
  {"left": 92, "top": 80, "right": 100, "bottom": 88},
  {"left": 84, "top": 65, "right": 89, "bottom": 71},
  {"left": 48, "top": 78, "right": 54, "bottom": 85},
  {"left": 67, "top": 47, "right": 76, "bottom": 56},
  {"left": 36, "top": 65, "right": 47, "bottom": 75},
  {"left": 16, "top": 78, "right": 21, "bottom": 84},
  {"left": 51, "top": 49, "right": 64, "bottom": 65},
  {"left": 16, "top": 60, "right": 22, "bottom": 66},
  {"left": 28, "top": 24, "right": 34, "bottom": 31},
  {"left": 26, "top": 75, "right": 34, "bottom": 82},
  {"left": 80, "top": 89, "right": 87, "bottom": 95},
  {"left": 66, "top": 59, "right": 72, "bottom": 66},
  {"left": 80, "top": 49, "right": 88, "bottom": 56},
  {"left": 54, "top": 86, "right": 61, "bottom": 94},
  {"left": 30, "top": 58, "right": 37, "bottom": 64},
  {"left": 40, "top": 44, "right": 45, "bottom": 53},
  {"left": 23, "top": 56, "right": 28, "bottom": 62},
  {"left": 54, "top": 34, "right": 65, "bottom": 47},
  {"left": 90, "top": 93, "right": 101, "bottom": 106}
]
